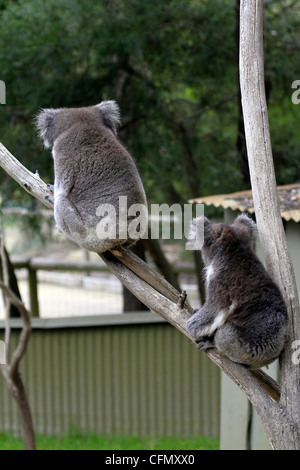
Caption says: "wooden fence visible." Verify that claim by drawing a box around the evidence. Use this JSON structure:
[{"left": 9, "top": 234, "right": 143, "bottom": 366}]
[{"left": 0, "top": 313, "right": 220, "bottom": 438}]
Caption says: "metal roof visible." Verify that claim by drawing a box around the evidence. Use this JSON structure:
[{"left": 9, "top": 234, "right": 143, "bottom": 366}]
[{"left": 190, "top": 184, "right": 300, "bottom": 223}]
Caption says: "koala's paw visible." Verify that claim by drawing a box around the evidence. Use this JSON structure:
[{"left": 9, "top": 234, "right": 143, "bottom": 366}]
[
  {"left": 45, "top": 184, "right": 54, "bottom": 205},
  {"left": 186, "top": 308, "right": 201, "bottom": 336},
  {"left": 196, "top": 337, "right": 215, "bottom": 351}
]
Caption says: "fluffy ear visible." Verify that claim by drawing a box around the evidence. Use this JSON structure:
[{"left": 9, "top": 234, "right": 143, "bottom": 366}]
[
  {"left": 186, "top": 216, "right": 214, "bottom": 251},
  {"left": 35, "top": 108, "right": 61, "bottom": 149},
  {"left": 96, "top": 100, "right": 121, "bottom": 135},
  {"left": 234, "top": 213, "right": 257, "bottom": 239}
]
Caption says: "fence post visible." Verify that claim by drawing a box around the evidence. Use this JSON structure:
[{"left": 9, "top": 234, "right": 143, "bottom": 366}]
[{"left": 28, "top": 265, "right": 39, "bottom": 317}]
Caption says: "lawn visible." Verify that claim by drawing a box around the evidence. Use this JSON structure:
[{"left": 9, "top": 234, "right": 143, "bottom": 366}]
[{"left": 0, "top": 431, "right": 219, "bottom": 450}]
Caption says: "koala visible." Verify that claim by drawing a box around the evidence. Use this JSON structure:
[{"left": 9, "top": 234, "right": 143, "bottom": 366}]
[
  {"left": 36, "top": 101, "right": 148, "bottom": 252},
  {"left": 186, "top": 214, "right": 288, "bottom": 369}
]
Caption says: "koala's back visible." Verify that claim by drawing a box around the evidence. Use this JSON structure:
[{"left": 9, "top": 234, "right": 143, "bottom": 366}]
[
  {"left": 36, "top": 101, "right": 148, "bottom": 252},
  {"left": 208, "top": 233, "right": 287, "bottom": 367},
  {"left": 54, "top": 122, "right": 146, "bottom": 216},
  {"left": 209, "top": 241, "right": 286, "bottom": 321},
  {"left": 186, "top": 215, "right": 288, "bottom": 369}
]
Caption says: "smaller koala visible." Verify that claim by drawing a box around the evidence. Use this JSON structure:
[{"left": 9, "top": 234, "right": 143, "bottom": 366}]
[
  {"left": 186, "top": 214, "right": 287, "bottom": 369},
  {"left": 36, "top": 100, "right": 148, "bottom": 253}
]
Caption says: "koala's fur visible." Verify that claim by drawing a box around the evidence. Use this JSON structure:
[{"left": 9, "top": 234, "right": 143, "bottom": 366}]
[
  {"left": 186, "top": 214, "right": 287, "bottom": 369},
  {"left": 36, "top": 101, "right": 148, "bottom": 252}
]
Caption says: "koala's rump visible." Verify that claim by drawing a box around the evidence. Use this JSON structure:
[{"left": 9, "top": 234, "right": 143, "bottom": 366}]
[{"left": 215, "top": 307, "right": 287, "bottom": 368}]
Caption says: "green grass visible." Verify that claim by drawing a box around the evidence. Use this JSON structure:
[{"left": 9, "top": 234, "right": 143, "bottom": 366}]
[{"left": 0, "top": 431, "right": 219, "bottom": 450}]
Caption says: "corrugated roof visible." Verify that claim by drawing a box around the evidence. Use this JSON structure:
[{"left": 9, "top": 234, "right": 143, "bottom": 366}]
[{"left": 190, "top": 184, "right": 300, "bottom": 223}]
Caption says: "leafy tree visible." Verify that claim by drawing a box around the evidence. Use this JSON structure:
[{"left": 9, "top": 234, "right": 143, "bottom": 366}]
[{"left": 0, "top": 0, "right": 299, "bottom": 207}]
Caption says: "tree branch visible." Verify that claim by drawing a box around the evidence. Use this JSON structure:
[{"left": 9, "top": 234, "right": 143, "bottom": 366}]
[
  {"left": 0, "top": 212, "right": 11, "bottom": 363},
  {"left": 0, "top": 142, "right": 53, "bottom": 209},
  {"left": 0, "top": 232, "right": 35, "bottom": 449},
  {"left": 0, "top": 281, "right": 32, "bottom": 379},
  {"left": 0, "top": 141, "right": 281, "bottom": 422}
]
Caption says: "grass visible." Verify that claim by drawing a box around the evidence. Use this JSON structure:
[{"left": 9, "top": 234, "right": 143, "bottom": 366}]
[{"left": 0, "top": 431, "right": 219, "bottom": 450}]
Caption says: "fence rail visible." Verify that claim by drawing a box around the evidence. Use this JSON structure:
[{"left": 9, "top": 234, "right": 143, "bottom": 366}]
[
  {"left": 0, "top": 313, "right": 220, "bottom": 438},
  {"left": 11, "top": 257, "right": 196, "bottom": 317}
]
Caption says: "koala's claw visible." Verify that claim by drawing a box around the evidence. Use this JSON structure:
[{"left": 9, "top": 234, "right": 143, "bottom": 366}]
[
  {"left": 45, "top": 194, "right": 54, "bottom": 205},
  {"left": 196, "top": 337, "right": 215, "bottom": 351}
]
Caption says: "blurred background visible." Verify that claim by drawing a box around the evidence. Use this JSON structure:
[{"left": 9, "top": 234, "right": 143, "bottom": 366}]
[{"left": 0, "top": 0, "right": 299, "bottom": 450}]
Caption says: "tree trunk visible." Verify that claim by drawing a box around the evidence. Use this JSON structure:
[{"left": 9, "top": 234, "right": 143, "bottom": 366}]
[
  {"left": 0, "top": 248, "right": 22, "bottom": 317},
  {"left": 240, "top": 0, "right": 300, "bottom": 449},
  {"left": 235, "top": 0, "right": 250, "bottom": 188}
]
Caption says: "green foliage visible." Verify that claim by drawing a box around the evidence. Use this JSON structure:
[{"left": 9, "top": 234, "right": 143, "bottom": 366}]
[
  {"left": 0, "top": 431, "right": 219, "bottom": 450},
  {"left": 0, "top": 0, "right": 299, "bottom": 206}
]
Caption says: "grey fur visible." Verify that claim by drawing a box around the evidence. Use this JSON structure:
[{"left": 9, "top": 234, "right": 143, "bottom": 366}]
[
  {"left": 186, "top": 214, "right": 288, "bottom": 369},
  {"left": 36, "top": 101, "right": 148, "bottom": 252}
]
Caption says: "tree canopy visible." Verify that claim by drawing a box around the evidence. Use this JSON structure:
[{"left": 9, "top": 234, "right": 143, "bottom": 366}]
[{"left": 0, "top": 0, "right": 299, "bottom": 207}]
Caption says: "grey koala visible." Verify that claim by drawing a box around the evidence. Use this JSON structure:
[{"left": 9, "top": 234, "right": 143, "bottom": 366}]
[
  {"left": 186, "top": 214, "right": 287, "bottom": 369},
  {"left": 36, "top": 101, "right": 148, "bottom": 252}
]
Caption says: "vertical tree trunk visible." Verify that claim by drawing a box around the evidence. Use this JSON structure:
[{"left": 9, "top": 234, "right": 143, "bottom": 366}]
[
  {"left": 240, "top": 0, "right": 300, "bottom": 449},
  {"left": 235, "top": 0, "right": 250, "bottom": 188}
]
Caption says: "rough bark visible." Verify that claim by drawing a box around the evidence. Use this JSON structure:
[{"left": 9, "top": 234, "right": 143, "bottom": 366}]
[{"left": 240, "top": 0, "right": 300, "bottom": 449}]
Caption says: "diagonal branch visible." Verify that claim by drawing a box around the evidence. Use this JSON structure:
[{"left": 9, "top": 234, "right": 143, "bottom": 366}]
[
  {"left": 0, "top": 141, "right": 281, "bottom": 413},
  {"left": 100, "top": 249, "right": 280, "bottom": 404},
  {"left": 0, "top": 142, "right": 53, "bottom": 209}
]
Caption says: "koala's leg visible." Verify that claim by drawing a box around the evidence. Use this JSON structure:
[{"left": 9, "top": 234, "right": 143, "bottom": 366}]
[
  {"left": 214, "top": 324, "right": 264, "bottom": 367},
  {"left": 54, "top": 189, "right": 87, "bottom": 238}
]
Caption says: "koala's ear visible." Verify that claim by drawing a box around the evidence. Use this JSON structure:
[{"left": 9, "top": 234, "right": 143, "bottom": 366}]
[
  {"left": 35, "top": 108, "right": 61, "bottom": 149},
  {"left": 96, "top": 100, "right": 121, "bottom": 135},
  {"left": 234, "top": 213, "right": 257, "bottom": 240},
  {"left": 186, "top": 216, "right": 214, "bottom": 251}
]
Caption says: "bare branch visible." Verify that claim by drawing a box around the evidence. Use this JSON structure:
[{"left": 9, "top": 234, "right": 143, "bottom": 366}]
[
  {"left": 0, "top": 140, "right": 281, "bottom": 417},
  {"left": 99, "top": 250, "right": 280, "bottom": 411},
  {"left": 0, "top": 281, "right": 32, "bottom": 379},
  {"left": 0, "top": 270, "right": 35, "bottom": 449},
  {"left": 110, "top": 245, "right": 188, "bottom": 306},
  {"left": 0, "top": 142, "right": 53, "bottom": 209},
  {"left": 0, "top": 212, "right": 11, "bottom": 363},
  {"left": 177, "top": 290, "right": 187, "bottom": 309}
]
